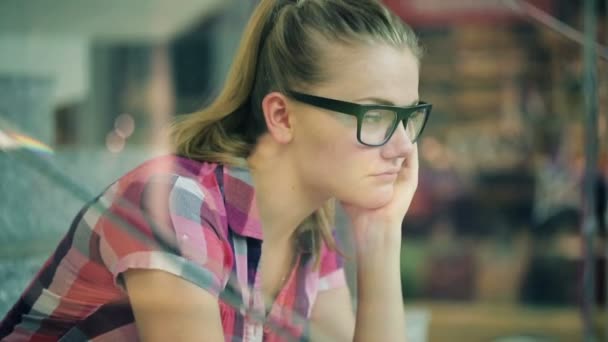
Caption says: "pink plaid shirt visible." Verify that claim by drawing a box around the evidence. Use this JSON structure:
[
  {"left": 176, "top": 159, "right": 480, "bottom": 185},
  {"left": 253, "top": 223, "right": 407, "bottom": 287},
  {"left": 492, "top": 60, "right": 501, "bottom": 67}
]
[{"left": 0, "top": 155, "right": 346, "bottom": 341}]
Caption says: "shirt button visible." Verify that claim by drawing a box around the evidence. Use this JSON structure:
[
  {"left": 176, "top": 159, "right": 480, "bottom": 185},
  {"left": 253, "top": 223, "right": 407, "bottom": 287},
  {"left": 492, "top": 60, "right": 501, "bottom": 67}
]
[{"left": 181, "top": 234, "right": 189, "bottom": 241}]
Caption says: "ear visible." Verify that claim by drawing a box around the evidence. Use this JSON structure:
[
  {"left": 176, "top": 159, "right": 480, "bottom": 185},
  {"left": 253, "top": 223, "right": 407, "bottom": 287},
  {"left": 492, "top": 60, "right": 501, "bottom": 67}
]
[{"left": 261, "top": 91, "right": 294, "bottom": 144}]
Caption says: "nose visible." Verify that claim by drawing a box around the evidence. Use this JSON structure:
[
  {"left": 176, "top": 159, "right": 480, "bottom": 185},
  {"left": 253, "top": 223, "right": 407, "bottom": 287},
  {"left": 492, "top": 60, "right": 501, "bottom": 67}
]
[{"left": 380, "top": 121, "right": 414, "bottom": 160}]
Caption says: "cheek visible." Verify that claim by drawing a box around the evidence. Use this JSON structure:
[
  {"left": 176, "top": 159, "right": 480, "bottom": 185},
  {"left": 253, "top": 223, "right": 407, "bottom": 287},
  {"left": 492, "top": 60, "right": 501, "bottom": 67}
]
[
  {"left": 296, "top": 115, "right": 390, "bottom": 202},
  {"left": 298, "top": 120, "right": 362, "bottom": 179},
  {"left": 318, "top": 123, "right": 361, "bottom": 164},
  {"left": 320, "top": 139, "right": 379, "bottom": 196},
  {"left": 327, "top": 144, "right": 397, "bottom": 207},
  {"left": 299, "top": 115, "right": 357, "bottom": 158}
]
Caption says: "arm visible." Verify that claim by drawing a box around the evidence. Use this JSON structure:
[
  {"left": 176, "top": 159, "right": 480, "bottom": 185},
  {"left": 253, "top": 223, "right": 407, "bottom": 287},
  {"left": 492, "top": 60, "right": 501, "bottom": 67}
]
[
  {"left": 352, "top": 226, "right": 405, "bottom": 342},
  {"left": 124, "top": 269, "right": 225, "bottom": 342},
  {"left": 342, "top": 147, "right": 419, "bottom": 342},
  {"left": 308, "top": 229, "right": 403, "bottom": 342},
  {"left": 98, "top": 172, "right": 231, "bottom": 341}
]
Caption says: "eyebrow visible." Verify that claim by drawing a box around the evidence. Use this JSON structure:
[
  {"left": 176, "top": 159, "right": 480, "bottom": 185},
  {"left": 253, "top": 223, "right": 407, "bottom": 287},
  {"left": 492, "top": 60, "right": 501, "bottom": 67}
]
[{"left": 354, "top": 97, "right": 419, "bottom": 107}]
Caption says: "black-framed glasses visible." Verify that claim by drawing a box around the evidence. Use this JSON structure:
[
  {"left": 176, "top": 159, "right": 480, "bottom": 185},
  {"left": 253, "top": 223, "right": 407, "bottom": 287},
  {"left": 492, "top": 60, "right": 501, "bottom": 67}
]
[{"left": 285, "top": 90, "right": 431, "bottom": 147}]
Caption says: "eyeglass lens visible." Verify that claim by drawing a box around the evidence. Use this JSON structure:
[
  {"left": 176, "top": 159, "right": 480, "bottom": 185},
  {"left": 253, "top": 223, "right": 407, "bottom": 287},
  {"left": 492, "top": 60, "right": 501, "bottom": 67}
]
[{"left": 360, "top": 108, "right": 427, "bottom": 145}]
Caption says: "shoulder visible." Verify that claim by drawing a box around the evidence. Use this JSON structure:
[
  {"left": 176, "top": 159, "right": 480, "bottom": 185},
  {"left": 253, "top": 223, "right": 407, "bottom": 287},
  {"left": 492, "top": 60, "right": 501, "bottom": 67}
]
[
  {"left": 97, "top": 155, "right": 230, "bottom": 241},
  {"left": 92, "top": 156, "right": 235, "bottom": 293},
  {"left": 110, "top": 155, "right": 224, "bottom": 206},
  {"left": 119, "top": 155, "right": 221, "bottom": 186}
]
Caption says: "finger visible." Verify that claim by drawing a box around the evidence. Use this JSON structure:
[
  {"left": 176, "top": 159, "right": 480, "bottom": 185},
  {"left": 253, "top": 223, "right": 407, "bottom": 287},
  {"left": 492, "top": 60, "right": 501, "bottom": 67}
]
[
  {"left": 397, "top": 144, "right": 419, "bottom": 183},
  {"left": 394, "top": 146, "right": 419, "bottom": 205}
]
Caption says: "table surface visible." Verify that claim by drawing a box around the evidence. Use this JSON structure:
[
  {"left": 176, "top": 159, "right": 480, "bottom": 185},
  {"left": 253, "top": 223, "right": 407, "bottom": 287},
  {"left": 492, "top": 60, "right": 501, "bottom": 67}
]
[{"left": 406, "top": 301, "right": 607, "bottom": 341}]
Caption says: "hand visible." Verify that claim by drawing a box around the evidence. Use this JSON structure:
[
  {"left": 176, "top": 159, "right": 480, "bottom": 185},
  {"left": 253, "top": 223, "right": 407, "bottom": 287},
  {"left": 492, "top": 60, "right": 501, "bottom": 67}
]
[{"left": 341, "top": 146, "right": 419, "bottom": 250}]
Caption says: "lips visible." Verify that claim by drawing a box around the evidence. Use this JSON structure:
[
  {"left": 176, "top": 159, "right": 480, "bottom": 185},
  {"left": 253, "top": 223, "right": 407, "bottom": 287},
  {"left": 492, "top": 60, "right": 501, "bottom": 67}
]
[{"left": 373, "top": 169, "right": 400, "bottom": 176}]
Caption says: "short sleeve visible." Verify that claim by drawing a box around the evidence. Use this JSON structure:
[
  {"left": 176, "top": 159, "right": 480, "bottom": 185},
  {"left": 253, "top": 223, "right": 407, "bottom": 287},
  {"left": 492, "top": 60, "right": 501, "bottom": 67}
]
[
  {"left": 95, "top": 172, "right": 232, "bottom": 298},
  {"left": 317, "top": 240, "right": 347, "bottom": 292}
]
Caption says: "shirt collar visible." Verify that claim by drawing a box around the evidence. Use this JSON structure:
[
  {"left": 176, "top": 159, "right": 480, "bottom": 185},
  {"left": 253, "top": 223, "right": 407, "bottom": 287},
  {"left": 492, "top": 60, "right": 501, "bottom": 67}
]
[{"left": 222, "top": 161, "right": 263, "bottom": 240}]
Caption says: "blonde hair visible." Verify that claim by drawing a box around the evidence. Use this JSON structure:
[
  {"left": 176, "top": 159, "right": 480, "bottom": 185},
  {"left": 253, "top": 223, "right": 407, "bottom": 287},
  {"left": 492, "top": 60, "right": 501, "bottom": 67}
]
[{"left": 170, "top": 0, "right": 422, "bottom": 264}]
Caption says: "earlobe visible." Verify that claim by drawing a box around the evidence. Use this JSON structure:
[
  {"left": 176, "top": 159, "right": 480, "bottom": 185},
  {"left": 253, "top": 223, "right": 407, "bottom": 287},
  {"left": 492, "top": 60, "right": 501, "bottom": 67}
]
[{"left": 261, "top": 92, "right": 293, "bottom": 144}]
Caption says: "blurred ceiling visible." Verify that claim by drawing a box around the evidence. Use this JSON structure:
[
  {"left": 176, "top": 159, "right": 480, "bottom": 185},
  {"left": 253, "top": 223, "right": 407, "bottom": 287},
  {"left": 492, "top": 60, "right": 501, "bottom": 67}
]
[{"left": 0, "top": 0, "right": 228, "bottom": 42}]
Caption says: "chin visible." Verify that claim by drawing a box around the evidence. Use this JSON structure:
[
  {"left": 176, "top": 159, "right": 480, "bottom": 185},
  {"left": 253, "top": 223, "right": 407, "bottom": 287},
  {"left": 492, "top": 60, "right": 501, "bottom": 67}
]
[{"left": 342, "top": 186, "right": 394, "bottom": 209}]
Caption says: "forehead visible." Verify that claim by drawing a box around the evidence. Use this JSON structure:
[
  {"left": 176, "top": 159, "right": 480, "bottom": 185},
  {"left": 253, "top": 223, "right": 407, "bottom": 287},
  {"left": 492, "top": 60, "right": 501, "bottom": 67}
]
[{"left": 315, "top": 42, "right": 420, "bottom": 105}]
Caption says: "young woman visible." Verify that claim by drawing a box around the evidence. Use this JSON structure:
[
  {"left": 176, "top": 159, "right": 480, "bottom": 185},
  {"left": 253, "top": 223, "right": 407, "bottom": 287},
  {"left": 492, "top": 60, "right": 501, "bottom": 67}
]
[{"left": 0, "top": 0, "right": 431, "bottom": 340}]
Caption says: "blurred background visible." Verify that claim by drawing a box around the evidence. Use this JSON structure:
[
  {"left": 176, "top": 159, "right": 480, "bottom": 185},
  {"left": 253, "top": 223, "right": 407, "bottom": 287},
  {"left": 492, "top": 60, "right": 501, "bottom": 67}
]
[{"left": 0, "top": 0, "right": 607, "bottom": 341}]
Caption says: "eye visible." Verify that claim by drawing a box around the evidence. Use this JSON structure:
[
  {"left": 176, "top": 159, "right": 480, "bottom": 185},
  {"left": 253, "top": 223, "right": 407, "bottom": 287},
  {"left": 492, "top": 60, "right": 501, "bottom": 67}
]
[{"left": 363, "top": 111, "right": 384, "bottom": 123}]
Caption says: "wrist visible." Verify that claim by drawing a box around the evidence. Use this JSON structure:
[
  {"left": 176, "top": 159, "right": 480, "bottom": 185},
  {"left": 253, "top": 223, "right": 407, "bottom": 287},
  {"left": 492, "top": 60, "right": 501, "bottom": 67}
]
[
  {"left": 353, "top": 226, "right": 402, "bottom": 266},
  {"left": 352, "top": 222, "right": 402, "bottom": 253}
]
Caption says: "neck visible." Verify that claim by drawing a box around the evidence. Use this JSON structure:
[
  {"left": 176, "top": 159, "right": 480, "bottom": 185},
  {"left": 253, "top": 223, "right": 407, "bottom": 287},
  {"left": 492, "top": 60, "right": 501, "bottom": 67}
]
[{"left": 246, "top": 136, "right": 329, "bottom": 246}]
